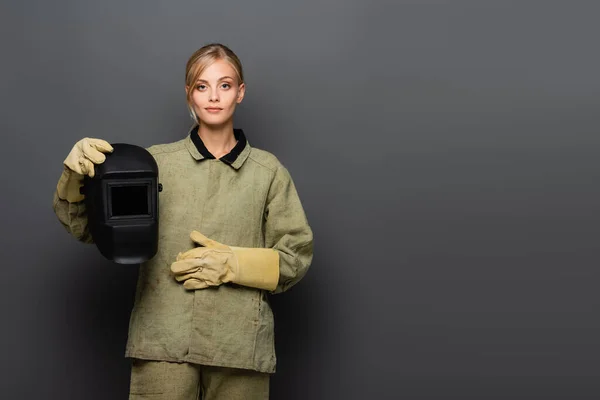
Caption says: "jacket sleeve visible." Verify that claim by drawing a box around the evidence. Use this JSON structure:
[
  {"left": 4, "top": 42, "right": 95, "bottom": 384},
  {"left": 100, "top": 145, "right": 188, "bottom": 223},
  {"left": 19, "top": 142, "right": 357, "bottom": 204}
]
[
  {"left": 52, "top": 188, "right": 94, "bottom": 244},
  {"left": 264, "top": 165, "right": 314, "bottom": 294}
]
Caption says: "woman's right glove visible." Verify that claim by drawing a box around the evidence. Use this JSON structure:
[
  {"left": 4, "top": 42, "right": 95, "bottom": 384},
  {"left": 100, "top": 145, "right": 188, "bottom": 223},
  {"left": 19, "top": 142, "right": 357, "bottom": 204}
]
[{"left": 56, "top": 138, "right": 113, "bottom": 203}]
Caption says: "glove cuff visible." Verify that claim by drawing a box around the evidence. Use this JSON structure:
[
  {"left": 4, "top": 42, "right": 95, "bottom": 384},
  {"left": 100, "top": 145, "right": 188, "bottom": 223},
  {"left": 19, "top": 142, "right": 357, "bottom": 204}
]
[
  {"left": 56, "top": 167, "right": 85, "bottom": 203},
  {"left": 230, "top": 247, "right": 280, "bottom": 291}
]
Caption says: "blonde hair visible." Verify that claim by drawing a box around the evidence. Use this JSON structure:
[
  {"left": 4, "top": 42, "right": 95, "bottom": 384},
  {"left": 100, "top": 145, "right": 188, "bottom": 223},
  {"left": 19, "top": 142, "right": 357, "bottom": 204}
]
[{"left": 185, "top": 43, "right": 245, "bottom": 123}]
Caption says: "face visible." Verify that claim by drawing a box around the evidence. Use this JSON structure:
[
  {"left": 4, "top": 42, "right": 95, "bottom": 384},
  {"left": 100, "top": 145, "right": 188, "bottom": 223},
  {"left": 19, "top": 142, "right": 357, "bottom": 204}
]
[{"left": 186, "top": 59, "right": 245, "bottom": 127}]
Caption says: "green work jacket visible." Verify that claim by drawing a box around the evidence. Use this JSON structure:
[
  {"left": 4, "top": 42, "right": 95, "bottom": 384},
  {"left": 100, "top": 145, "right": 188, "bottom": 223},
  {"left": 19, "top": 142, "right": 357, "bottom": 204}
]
[{"left": 52, "top": 127, "right": 314, "bottom": 373}]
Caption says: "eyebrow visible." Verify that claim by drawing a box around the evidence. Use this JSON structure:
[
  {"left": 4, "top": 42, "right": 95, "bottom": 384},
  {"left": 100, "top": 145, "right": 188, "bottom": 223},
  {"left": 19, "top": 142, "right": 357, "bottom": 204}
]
[{"left": 196, "top": 76, "right": 235, "bottom": 83}]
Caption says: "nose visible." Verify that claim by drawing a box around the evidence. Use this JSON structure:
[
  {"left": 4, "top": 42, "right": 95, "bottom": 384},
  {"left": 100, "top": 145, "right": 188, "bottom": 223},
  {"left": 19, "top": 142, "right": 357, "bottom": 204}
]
[{"left": 209, "top": 88, "right": 220, "bottom": 102}]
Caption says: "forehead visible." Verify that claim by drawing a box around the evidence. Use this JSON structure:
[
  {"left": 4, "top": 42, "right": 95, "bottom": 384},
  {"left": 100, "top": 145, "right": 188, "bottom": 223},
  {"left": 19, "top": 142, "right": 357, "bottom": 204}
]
[{"left": 198, "top": 59, "right": 238, "bottom": 81}]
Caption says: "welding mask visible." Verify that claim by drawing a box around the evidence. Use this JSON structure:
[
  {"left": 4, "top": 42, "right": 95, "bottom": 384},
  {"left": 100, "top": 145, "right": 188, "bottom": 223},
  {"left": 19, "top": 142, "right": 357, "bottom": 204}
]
[{"left": 82, "top": 143, "right": 161, "bottom": 264}]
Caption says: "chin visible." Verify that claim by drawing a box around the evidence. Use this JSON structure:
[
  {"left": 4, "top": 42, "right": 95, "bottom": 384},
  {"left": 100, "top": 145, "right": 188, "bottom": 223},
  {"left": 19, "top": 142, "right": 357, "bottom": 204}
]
[
  {"left": 199, "top": 113, "right": 232, "bottom": 126},
  {"left": 200, "top": 117, "right": 232, "bottom": 128}
]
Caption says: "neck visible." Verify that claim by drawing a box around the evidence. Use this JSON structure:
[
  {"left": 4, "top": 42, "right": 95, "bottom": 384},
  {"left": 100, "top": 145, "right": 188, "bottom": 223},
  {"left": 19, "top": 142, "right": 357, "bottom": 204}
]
[{"left": 197, "top": 121, "right": 237, "bottom": 159}]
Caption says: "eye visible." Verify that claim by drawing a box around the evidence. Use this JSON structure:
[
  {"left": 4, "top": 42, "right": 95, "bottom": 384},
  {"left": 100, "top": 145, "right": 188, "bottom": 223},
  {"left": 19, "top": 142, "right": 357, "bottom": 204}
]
[
  {"left": 221, "top": 83, "right": 231, "bottom": 89},
  {"left": 196, "top": 84, "right": 206, "bottom": 91}
]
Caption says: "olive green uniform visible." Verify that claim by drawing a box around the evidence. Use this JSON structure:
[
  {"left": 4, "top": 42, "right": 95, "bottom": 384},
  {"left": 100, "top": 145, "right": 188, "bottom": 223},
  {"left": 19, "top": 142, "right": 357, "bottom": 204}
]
[{"left": 52, "top": 127, "right": 314, "bottom": 398}]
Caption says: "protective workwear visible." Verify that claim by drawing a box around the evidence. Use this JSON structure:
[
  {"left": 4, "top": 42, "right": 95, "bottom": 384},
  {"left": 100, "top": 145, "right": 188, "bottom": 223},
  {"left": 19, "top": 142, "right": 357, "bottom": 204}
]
[
  {"left": 171, "top": 230, "right": 279, "bottom": 291},
  {"left": 129, "top": 359, "right": 269, "bottom": 400},
  {"left": 82, "top": 143, "right": 160, "bottom": 264},
  {"left": 53, "top": 126, "right": 313, "bottom": 373},
  {"left": 56, "top": 137, "right": 113, "bottom": 203}
]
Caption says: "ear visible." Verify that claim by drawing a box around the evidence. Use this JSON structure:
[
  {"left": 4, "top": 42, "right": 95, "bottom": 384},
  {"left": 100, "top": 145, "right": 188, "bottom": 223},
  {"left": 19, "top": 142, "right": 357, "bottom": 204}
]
[
  {"left": 236, "top": 82, "right": 246, "bottom": 104},
  {"left": 185, "top": 85, "right": 190, "bottom": 96}
]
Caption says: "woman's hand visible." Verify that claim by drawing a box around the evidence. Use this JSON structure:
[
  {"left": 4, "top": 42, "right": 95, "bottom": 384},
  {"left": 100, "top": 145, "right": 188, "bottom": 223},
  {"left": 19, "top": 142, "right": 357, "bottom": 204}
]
[
  {"left": 170, "top": 230, "right": 279, "bottom": 291},
  {"left": 56, "top": 138, "right": 113, "bottom": 202}
]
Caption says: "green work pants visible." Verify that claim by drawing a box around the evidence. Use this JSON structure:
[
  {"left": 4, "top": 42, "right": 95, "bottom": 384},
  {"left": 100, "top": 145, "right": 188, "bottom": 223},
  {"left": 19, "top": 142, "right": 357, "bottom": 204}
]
[{"left": 128, "top": 359, "right": 270, "bottom": 400}]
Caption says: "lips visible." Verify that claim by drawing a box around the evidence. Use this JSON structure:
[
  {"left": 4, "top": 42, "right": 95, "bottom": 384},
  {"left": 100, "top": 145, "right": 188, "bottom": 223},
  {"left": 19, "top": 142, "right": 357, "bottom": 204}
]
[{"left": 205, "top": 108, "right": 223, "bottom": 111}]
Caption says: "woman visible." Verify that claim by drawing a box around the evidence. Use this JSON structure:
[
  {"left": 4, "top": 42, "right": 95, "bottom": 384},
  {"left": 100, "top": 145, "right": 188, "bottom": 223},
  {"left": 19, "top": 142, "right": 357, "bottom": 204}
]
[{"left": 53, "top": 43, "right": 314, "bottom": 400}]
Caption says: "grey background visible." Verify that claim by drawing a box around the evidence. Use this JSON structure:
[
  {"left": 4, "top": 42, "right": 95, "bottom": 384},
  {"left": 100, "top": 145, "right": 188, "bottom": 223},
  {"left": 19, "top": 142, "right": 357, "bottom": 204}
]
[{"left": 2, "top": 0, "right": 600, "bottom": 399}]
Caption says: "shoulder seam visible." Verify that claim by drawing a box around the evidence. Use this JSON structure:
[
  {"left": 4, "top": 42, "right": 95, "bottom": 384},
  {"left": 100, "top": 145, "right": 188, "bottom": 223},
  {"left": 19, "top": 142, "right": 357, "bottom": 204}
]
[{"left": 247, "top": 152, "right": 280, "bottom": 173}]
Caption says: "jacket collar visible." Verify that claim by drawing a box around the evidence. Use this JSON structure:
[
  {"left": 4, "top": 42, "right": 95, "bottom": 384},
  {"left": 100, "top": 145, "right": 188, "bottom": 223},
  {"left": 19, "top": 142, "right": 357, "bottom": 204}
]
[{"left": 184, "top": 124, "right": 251, "bottom": 170}]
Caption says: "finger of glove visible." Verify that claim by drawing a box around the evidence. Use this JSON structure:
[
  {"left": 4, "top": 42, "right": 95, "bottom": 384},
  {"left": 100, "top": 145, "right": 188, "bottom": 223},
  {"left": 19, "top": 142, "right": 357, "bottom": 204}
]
[
  {"left": 175, "top": 271, "right": 201, "bottom": 282},
  {"left": 177, "top": 250, "right": 233, "bottom": 271},
  {"left": 190, "top": 230, "right": 229, "bottom": 250},
  {"left": 171, "top": 257, "right": 228, "bottom": 285},
  {"left": 171, "top": 258, "right": 206, "bottom": 275},
  {"left": 176, "top": 247, "right": 216, "bottom": 261},
  {"left": 82, "top": 141, "right": 109, "bottom": 164},
  {"left": 183, "top": 278, "right": 210, "bottom": 290},
  {"left": 87, "top": 138, "right": 114, "bottom": 154},
  {"left": 175, "top": 270, "right": 220, "bottom": 284},
  {"left": 179, "top": 263, "right": 230, "bottom": 286},
  {"left": 79, "top": 158, "right": 97, "bottom": 178}
]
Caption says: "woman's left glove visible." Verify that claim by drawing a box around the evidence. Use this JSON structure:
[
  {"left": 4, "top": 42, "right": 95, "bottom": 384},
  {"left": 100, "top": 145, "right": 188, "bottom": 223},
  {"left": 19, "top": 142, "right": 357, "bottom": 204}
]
[
  {"left": 57, "top": 137, "right": 114, "bottom": 202},
  {"left": 170, "top": 230, "right": 280, "bottom": 291}
]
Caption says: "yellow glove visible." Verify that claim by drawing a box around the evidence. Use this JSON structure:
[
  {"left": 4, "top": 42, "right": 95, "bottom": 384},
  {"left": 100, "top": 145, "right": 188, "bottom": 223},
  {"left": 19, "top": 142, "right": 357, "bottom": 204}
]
[
  {"left": 170, "top": 230, "right": 280, "bottom": 291},
  {"left": 56, "top": 138, "right": 113, "bottom": 202}
]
